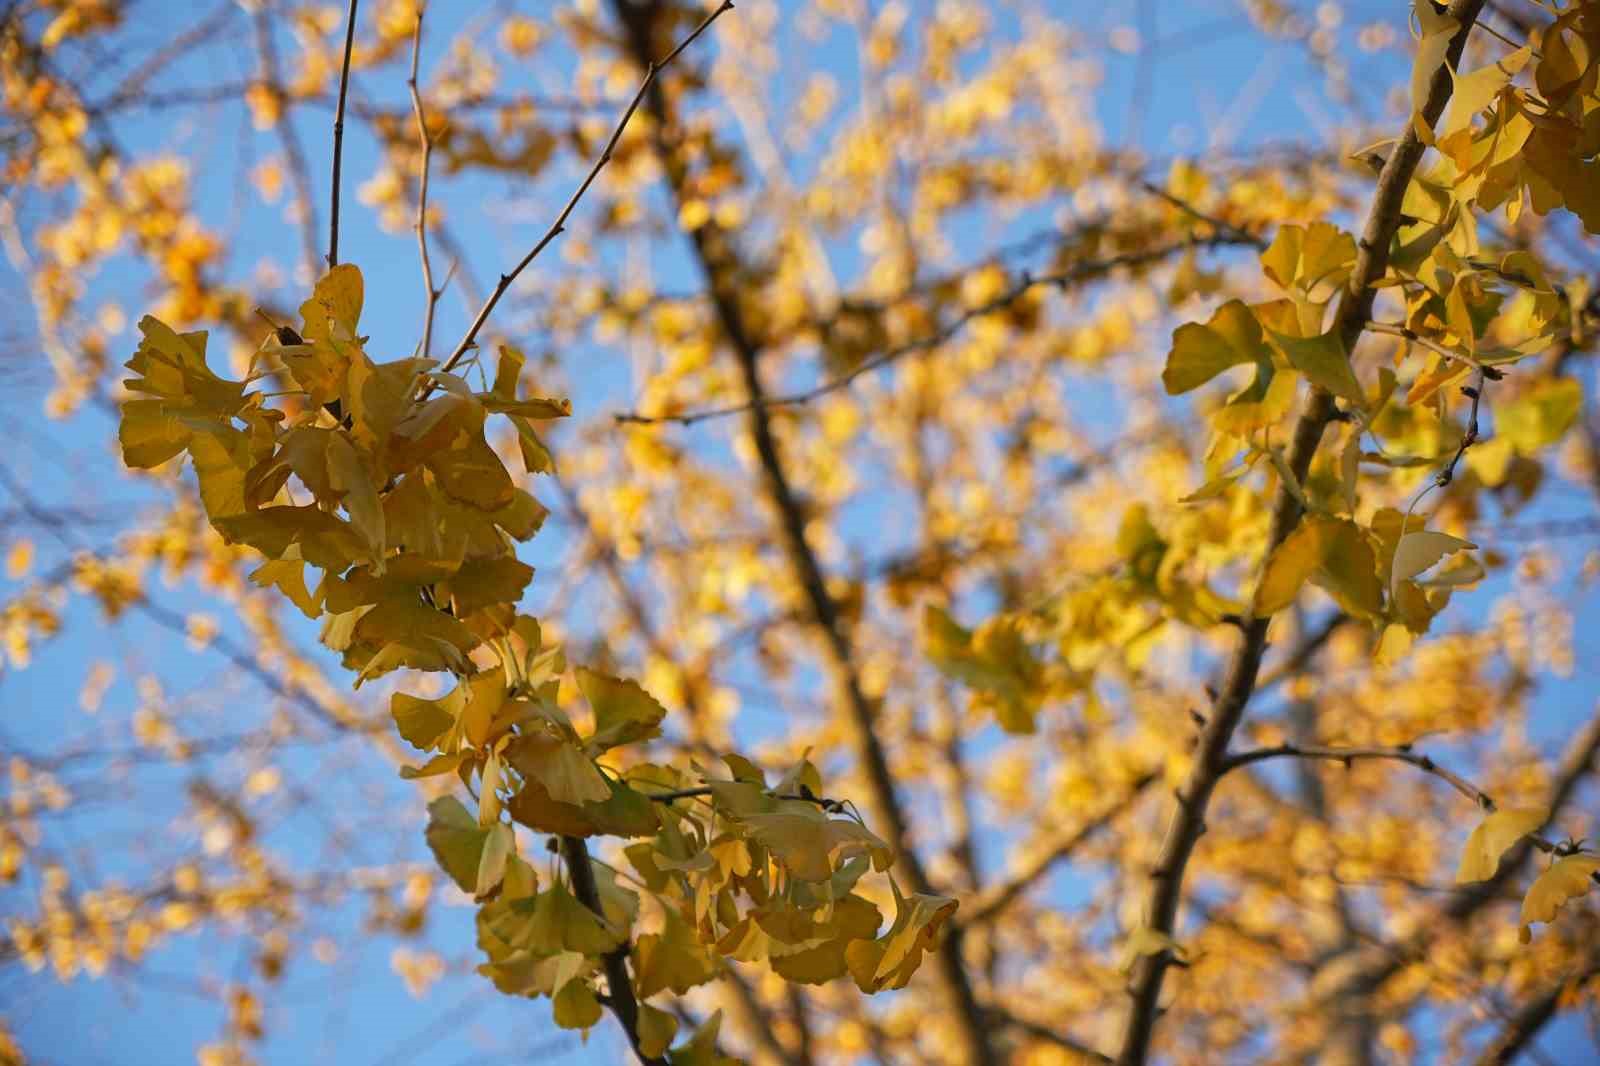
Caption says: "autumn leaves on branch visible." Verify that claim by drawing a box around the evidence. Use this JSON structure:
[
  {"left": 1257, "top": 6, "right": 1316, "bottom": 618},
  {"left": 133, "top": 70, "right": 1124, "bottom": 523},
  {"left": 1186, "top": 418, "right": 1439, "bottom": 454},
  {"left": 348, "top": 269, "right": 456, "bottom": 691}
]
[{"left": 101, "top": 0, "right": 1600, "bottom": 1063}]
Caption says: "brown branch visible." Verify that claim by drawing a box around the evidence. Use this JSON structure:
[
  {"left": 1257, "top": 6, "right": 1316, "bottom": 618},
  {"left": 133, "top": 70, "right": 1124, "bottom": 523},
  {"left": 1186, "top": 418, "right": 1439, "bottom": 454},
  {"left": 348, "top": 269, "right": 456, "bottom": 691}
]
[
  {"left": 1114, "top": 4, "right": 1490, "bottom": 1063},
  {"left": 1221, "top": 744, "right": 1511, "bottom": 819},
  {"left": 605, "top": 2, "right": 994, "bottom": 1062},
  {"left": 613, "top": 235, "right": 1259, "bottom": 428},
  {"left": 327, "top": 0, "right": 360, "bottom": 267},
  {"left": 405, "top": 7, "right": 439, "bottom": 359},
  {"left": 437, "top": 0, "right": 734, "bottom": 378},
  {"left": 1472, "top": 953, "right": 1600, "bottom": 1066},
  {"left": 559, "top": 835, "right": 667, "bottom": 1066},
  {"left": 641, "top": 787, "right": 843, "bottom": 812}
]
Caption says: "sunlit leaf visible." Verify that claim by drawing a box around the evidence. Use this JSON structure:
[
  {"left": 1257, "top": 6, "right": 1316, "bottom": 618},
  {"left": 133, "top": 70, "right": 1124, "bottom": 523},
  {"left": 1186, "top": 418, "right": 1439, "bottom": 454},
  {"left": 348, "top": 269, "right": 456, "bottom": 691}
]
[{"left": 1457, "top": 807, "right": 1546, "bottom": 883}]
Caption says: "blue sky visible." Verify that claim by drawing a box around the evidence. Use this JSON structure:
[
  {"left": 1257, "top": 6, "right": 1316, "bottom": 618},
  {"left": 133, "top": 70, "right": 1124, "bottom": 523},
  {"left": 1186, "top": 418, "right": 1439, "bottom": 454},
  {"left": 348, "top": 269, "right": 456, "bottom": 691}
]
[{"left": 3, "top": 1, "right": 1599, "bottom": 1063}]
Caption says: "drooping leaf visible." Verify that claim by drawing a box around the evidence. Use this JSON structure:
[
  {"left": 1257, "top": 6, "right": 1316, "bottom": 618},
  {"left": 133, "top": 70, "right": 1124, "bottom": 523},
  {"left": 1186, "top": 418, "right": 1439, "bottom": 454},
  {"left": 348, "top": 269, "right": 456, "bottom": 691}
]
[
  {"left": 1392, "top": 530, "right": 1477, "bottom": 587},
  {"left": 637, "top": 1004, "right": 679, "bottom": 1059},
  {"left": 475, "top": 823, "right": 514, "bottom": 900},
  {"left": 1161, "top": 300, "right": 1271, "bottom": 395},
  {"left": 844, "top": 881, "right": 958, "bottom": 993},
  {"left": 1457, "top": 807, "right": 1546, "bottom": 883},
  {"left": 577, "top": 668, "right": 668, "bottom": 753},
  {"left": 505, "top": 731, "right": 611, "bottom": 806},
  {"left": 551, "top": 978, "right": 602, "bottom": 1030},
  {"left": 1520, "top": 854, "right": 1600, "bottom": 931},
  {"left": 1267, "top": 327, "right": 1365, "bottom": 407},
  {"left": 424, "top": 796, "right": 494, "bottom": 893}
]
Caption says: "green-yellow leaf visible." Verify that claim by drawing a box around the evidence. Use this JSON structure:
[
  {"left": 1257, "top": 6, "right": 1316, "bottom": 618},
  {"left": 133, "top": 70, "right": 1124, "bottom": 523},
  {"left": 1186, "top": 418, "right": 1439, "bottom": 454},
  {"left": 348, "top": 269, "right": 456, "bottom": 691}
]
[
  {"left": 1268, "top": 327, "right": 1365, "bottom": 407},
  {"left": 552, "top": 978, "right": 602, "bottom": 1030},
  {"left": 1161, "top": 300, "right": 1271, "bottom": 395},
  {"left": 577, "top": 668, "right": 667, "bottom": 753},
  {"left": 424, "top": 795, "right": 492, "bottom": 893},
  {"left": 505, "top": 732, "right": 610, "bottom": 805},
  {"left": 475, "top": 822, "right": 514, "bottom": 899},
  {"left": 248, "top": 557, "right": 320, "bottom": 620},
  {"left": 1254, "top": 518, "right": 1329, "bottom": 615},
  {"left": 390, "top": 687, "right": 461, "bottom": 751},
  {"left": 638, "top": 1004, "right": 679, "bottom": 1058},
  {"left": 1497, "top": 378, "right": 1582, "bottom": 454}
]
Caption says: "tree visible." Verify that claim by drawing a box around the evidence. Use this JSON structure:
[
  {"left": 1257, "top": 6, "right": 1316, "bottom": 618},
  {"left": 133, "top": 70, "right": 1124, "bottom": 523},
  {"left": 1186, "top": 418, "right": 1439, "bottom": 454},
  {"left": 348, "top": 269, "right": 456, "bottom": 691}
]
[{"left": 3, "top": 0, "right": 1600, "bottom": 1063}]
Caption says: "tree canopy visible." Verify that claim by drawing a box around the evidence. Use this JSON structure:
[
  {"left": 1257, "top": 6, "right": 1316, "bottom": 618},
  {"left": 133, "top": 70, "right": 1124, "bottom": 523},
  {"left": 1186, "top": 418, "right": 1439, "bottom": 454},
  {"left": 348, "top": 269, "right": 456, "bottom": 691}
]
[{"left": 3, "top": 0, "right": 1600, "bottom": 1064}]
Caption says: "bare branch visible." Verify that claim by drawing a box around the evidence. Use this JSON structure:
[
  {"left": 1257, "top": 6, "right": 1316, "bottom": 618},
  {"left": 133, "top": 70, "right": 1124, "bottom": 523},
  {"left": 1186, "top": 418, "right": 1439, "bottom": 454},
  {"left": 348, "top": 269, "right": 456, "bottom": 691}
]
[
  {"left": 1138, "top": 179, "right": 1268, "bottom": 250},
  {"left": 1367, "top": 320, "right": 1507, "bottom": 376},
  {"left": 1220, "top": 744, "right": 1513, "bottom": 819},
  {"left": 1473, "top": 953, "right": 1600, "bottom": 1066},
  {"left": 327, "top": 0, "right": 360, "bottom": 267},
  {"left": 406, "top": 6, "right": 439, "bottom": 359},
  {"left": 438, "top": 0, "right": 735, "bottom": 378}
]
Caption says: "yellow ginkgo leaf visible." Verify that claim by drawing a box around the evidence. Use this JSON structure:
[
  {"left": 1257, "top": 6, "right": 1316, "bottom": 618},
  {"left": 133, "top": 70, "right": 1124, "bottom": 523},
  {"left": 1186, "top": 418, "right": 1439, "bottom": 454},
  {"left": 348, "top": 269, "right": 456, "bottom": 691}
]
[
  {"left": 636, "top": 1004, "right": 678, "bottom": 1059},
  {"left": 1457, "top": 807, "right": 1546, "bottom": 884},
  {"left": 1161, "top": 300, "right": 1271, "bottom": 395},
  {"left": 1392, "top": 530, "right": 1477, "bottom": 591},
  {"left": 1254, "top": 517, "right": 1330, "bottom": 615},
  {"left": 1520, "top": 854, "right": 1600, "bottom": 930}
]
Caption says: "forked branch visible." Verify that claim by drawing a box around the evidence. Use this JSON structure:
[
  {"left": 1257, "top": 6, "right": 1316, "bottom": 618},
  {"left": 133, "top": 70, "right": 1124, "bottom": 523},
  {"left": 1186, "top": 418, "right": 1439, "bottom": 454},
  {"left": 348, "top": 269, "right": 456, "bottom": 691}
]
[{"left": 439, "top": 0, "right": 735, "bottom": 377}]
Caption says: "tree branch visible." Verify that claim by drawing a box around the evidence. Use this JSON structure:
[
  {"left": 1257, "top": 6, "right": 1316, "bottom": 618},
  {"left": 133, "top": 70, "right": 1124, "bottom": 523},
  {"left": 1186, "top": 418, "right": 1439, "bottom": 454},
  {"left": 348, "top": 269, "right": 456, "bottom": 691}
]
[
  {"left": 559, "top": 835, "right": 667, "bottom": 1066},
  {"left": 613, "top": 235, "right": 1258, "bottom": 427},
  {"left": 1114, "top": 5, "right": 1490, "bottom": 1063},
  {"left": 406, "top": 6, "right": 439, "bottom": 359},
  {"left": 437, "top": 0, "right": 733, "bottom": 378},
  {"left": 1472, "top": 953, "right": 1600, "bottom": 1066},
  {"left": 1219, "top": 744, "right": 1501, "bottom": 811},
  {"left": 327, "top": 0, "right": 360, "bottom": 267},
  {"left": 606, "top": 3, "right": 995, "bottom": 1061},
  {"left": 1307, "top": 705, "right": 1600, "bottom": 1044}
]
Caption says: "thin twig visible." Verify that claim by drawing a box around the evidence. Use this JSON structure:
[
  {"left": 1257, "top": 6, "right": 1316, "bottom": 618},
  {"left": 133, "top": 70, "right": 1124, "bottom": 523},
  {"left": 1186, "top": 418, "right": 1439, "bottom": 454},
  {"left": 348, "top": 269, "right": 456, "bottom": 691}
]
[
  {"left": 437, "top": 0, "right": 734, "bottom": 378},
  {"left": 1437, "top": 369, "right": 1488, "bottom": 487},
  {"left": 1138, "top": 179, "right": 1268, "bottom": 250},
  {"left": 327, "top": 0, "right": 360, "bottom": 267},
  {"left": 641, "top": 786, "right": 845, "bottom": 812},
  {"left": 1221, "top": 744, "right": 1500, "bottom": 812},
  {"left": 614, "top": 235, "right": 1258, "bottom": 427},
  {"left": 406, "top": 7, "right": 439, "bottom": 359},
  {"left": 607, "top": 1, "right": 992, "bottom": 1059},
  {"left": 1367, "top": 320, "right": 1506, "bottom": 377}
]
